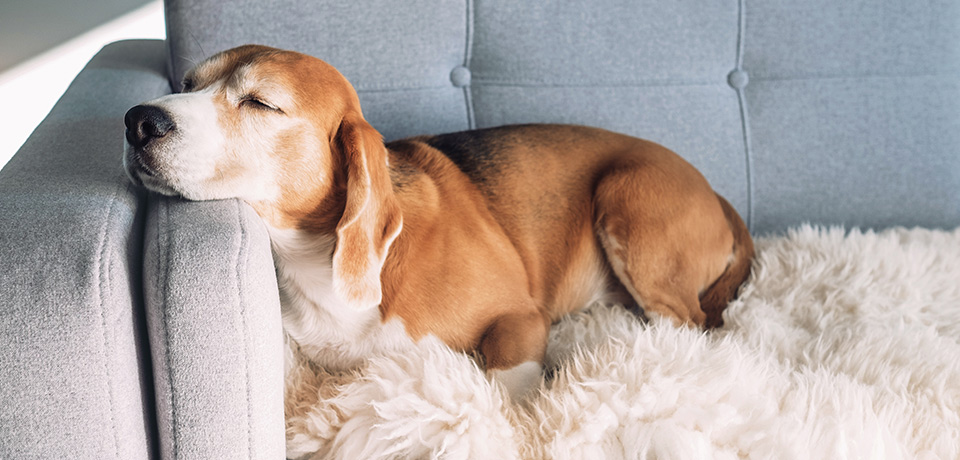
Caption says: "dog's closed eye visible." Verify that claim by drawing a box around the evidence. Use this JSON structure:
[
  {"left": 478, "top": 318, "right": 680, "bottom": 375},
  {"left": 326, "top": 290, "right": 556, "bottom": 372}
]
[{"left": 240, "top": 95, "right": 282, "bottom": 113}]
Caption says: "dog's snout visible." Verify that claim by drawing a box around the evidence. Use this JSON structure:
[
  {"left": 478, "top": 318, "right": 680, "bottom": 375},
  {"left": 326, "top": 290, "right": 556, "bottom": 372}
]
[{"left": 125, "top": 104, "right": 175, "bottom": 148}]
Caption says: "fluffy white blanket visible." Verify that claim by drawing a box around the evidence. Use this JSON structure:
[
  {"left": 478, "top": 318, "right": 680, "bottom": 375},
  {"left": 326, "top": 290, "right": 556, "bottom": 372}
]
[{"left": 285, "top": 226, "right": 960, "bottom": 460}]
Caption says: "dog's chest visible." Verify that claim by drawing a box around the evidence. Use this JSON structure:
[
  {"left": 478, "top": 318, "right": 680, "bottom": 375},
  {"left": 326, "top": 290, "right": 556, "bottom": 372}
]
[{"left": 268, "top": 228, "right": 414, "bottom": 371}]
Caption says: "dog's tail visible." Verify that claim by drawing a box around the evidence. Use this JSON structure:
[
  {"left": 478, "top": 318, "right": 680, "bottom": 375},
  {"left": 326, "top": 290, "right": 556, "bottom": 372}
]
[{"left": 700, "top": 194, "right": 755, "bottom": 328}]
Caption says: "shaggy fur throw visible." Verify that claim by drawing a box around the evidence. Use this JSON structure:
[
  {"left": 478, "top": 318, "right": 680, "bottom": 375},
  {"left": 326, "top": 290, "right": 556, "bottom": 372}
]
[{"left": 285, "top": 225, "right": 960, "bottom": 459}]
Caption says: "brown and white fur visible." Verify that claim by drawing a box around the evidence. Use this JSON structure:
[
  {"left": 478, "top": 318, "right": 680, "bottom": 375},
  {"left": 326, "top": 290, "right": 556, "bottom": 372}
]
[{"left": 123, "top": 45, "right": 754, "bottom": 400}]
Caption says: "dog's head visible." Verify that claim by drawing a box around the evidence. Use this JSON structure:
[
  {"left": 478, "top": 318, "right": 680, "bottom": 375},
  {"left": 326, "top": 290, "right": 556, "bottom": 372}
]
[{"left": 124, "top": 44, "right": 401, "bottom": 310}]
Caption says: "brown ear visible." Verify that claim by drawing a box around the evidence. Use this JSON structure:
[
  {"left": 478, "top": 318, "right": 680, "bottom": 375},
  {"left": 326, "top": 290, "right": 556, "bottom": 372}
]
[{"left": 331, "top": 113, "right": 402, "bottom": 310}]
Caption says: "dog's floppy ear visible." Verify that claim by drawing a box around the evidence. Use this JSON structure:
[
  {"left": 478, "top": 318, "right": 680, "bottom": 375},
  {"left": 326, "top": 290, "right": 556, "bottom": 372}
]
[{"left": 331, "top": 112, "right": 402, "bottom": 310}]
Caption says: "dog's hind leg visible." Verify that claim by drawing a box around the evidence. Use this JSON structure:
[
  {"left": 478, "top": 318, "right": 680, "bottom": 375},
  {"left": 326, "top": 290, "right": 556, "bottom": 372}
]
[{"left": 593, "top": 158, "right": 736, "bottom": 328}]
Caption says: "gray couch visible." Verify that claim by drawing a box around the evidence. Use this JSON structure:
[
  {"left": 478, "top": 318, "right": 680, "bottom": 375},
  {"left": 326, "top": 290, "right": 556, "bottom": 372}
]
[{"left": 1, "top": 0, "right": 957, "bottom": 458}]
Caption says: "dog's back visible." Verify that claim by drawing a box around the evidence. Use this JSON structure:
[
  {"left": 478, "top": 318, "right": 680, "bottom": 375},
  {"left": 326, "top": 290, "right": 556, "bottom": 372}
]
[{"left": 390, "top": 124, "right": 753, "bottom": 327}]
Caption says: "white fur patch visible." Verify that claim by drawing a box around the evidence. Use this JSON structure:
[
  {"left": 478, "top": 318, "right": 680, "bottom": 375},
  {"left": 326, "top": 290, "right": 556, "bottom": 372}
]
[
  {"left": 286, "top": 225, "right": 960, "bottom": 459},
  {"left": 269, "top": 226, "right": 414, "bottom": 372},
  {"left": 130, "top": 91, "right": 228, "bottom": 198},
  {"left": 488, "top": 361, "right": 542, "bottom": 401}
]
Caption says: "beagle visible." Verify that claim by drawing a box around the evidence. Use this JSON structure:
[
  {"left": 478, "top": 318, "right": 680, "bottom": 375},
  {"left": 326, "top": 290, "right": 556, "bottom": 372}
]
[{"left": 123, "top": 45, "right": 754, "bottom": 400}]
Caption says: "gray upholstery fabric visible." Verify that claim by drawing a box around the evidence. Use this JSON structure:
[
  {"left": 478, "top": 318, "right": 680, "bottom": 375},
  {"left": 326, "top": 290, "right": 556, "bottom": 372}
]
[
  {"left": 743, "top": 0, "right": 960, "bottom": 232},
  {"left": 166, "top": 0, "right": 960, "bottom": 234},
  {"left": 467, "top": 1, "right": 749, "bottom": 214},
  {"left": 165, "top": 0, "right": 472, "bottom": 141},
  {"left": 0, "top": 40, "right": 169, "bottom": 459},
  {"left": 144, "top": 197, "right": 284, "bottom": 460}
]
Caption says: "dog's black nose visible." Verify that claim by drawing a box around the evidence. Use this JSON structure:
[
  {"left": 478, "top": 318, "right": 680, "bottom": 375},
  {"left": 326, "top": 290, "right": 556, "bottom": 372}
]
[{"left": 124, "top": 104, "right": 175, "bottom": 149}]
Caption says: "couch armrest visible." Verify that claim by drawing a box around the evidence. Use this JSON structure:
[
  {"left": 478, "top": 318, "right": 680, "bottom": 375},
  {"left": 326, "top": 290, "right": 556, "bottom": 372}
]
[
  {"left": 0, "top": 40, "right": 170, "bottom": 459},
  {"left": 143, "top": 196, "right": 284, "bottom": 459}
]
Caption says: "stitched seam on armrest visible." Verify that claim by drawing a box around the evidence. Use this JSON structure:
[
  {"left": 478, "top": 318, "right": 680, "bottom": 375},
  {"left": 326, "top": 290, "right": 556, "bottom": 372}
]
[
  {"left": 158, "top": 199, "right": 181, "bottom": 459},
  {"left": 235, "top": 200, "right": 255, "bottom": 458},
  {"left": 95, "top": 179, "right": 125, "bottom": 459}
]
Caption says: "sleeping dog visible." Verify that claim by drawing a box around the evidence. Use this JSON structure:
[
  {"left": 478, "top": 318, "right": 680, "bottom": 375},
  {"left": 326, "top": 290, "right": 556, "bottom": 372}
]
[{"left": 123, "top": 45, "right": 754, "bottom": 399}]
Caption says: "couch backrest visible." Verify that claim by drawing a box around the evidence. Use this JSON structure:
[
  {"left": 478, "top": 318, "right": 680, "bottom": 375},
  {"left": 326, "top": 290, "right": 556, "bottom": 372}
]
[{"left": 165, "top": 0, "right": 960, "bottom": 234}]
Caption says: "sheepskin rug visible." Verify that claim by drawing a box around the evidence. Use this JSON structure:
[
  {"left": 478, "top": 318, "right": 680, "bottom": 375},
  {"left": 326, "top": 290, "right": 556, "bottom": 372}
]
[{"left": 285, "top": 225, "right": 960, "bottom": 460}]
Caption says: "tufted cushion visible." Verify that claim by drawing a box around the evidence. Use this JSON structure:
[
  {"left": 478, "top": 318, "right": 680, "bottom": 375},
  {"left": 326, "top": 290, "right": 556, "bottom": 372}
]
[
  {"left": 165, "top": 0, "right": 960, "bottom": 234},
  {"left": 743, "top": 0, "right": 960, "bottom": 232}
]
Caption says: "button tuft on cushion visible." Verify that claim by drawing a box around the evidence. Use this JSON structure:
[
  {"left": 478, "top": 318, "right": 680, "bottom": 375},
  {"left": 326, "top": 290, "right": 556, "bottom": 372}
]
[
  {"left": 727, "top": 69, "right": 749, "bottom": 89},
  {"left": 450, "top": 66, "right": 472, "bottom": 87}
]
